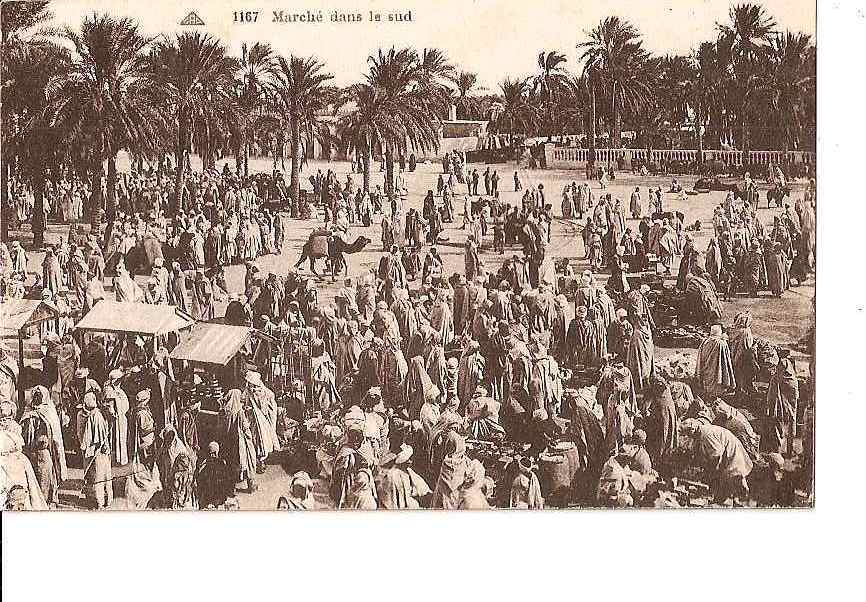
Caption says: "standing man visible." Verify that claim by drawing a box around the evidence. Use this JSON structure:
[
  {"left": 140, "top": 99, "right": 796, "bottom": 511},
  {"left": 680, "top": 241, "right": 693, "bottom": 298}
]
[
  {"left": 79, "top": 392, "right": 113, "bottom": 509},
  {"left": 766, "top": 349, "right": 799, "bottom": 457},
  {"left": 196, "top": 441, "right": 233, "bottom": 508},
  {"left": 102, "top": 369, "right": 130, "bottom": 466}
]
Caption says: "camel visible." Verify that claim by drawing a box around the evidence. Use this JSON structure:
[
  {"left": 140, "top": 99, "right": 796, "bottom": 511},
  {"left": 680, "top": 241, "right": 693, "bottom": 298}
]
[
  {"left": 116, "top": 236, "right": 191, "bottom": 276},
  {"left": 295, "top": 232, "right": 371, "bottom": 281}
]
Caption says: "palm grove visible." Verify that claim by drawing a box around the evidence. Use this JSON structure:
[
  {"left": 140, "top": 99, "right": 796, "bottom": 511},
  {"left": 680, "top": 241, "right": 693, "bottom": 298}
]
[{"left": 1, "top": 1, "right": 815, "bottom": 246}]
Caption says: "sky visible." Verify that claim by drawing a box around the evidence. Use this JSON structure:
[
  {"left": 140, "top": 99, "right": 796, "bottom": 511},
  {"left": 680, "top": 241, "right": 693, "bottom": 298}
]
[{"left": 45, "top": 0, "right": 816, "bottom": 90}]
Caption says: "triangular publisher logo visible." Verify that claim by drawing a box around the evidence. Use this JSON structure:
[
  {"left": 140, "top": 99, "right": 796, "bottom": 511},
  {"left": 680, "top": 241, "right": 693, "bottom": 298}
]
[{"left": 180, "top": 11, "right": 205, "bottom": 26}]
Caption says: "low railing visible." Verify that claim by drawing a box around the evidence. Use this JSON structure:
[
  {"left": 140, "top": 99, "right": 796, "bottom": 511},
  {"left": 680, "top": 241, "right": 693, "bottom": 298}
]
[{"left": 548, "top": 147, "right": 815, "bottom": 167}]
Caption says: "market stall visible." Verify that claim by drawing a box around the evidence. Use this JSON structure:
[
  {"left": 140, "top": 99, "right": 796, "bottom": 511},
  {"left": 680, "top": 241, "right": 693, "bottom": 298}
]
[
  {"left": 74, "top": 300, "right": 196, "bottom": 431},
  {"left": 169, "top": 322, "right": 276, "bottom": 447},
  {"left": 170, "top": 322, "right": 276, "bottom": 396},
  {"left": 0, "top": 298, "right": 61, "bottom": 407}
]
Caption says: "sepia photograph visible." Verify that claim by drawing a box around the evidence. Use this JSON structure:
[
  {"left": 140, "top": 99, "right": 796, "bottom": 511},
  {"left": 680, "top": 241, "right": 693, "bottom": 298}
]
[{"left": 0, "top": 0, "right": 817, "bottom": 514}]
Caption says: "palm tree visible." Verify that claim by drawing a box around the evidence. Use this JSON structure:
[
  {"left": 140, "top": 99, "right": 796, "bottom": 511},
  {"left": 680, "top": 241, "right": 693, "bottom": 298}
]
[
  {"left": 1, "top": 0, "right": 55, "bottom": 242},
  {"left": 449, "top": 70, "right": 483, "bottom": 119},
  {"left": 578, "top": 16, "right": 656, "bottom": 149},
  {"left": 269, "top": 55, "right": 336, "bottom": 207},
  {"left": 488, "top": 77, "right": 537, "bottom": 154},
  {"left": 766, "top": 31, "right": 814, "bottom": 151},
  {"left": 418, "top": 47, "right": 455, "bottom": 116},
  {"left": 366, "top": 46, "right": 450, "bottom": 201},
  {"left": 691, "top": 41, "right": 726, "bottom": 160},
  {"left": 49, "top": 14, "right": 164, "bottom": 237},
  {"left": 531, "top": 50, "right": 569, "bottom": 139},
  {"left": 147, "top": 32, "right": 240, "bottom": 215},
  {"left": 337, "top": 83, "right": 384, "bottom": 193},
  {"left": 235, "top": 42, "right": 276, "bottom": 176},
  {"left": 3, "top": 43, "right": 70, "bottom": 246},
  {"left": 578, "top": 68, "right": 599, "bottom": 156},
  {"left": 717, "top": 2, "right": 777, "bottom": 153}
]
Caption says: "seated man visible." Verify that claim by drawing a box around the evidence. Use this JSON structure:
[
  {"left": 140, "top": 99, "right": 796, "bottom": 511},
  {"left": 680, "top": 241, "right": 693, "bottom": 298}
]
[
  {"left": 616, "top": 429, "right": 654, "bottom": 476},
  {"left": 464, "top": 386, "right": 505, "bottom": 443}
]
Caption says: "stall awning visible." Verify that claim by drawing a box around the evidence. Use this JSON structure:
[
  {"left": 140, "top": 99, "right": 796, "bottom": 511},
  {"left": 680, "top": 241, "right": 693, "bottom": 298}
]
[
  {"left": 170, "top": 323, "right": 271, "bottom": 366},
  {"left": 0, "top": 299, "right": 60, "bottom": 331},
  {"left": 75, "top": 300, "right": 195, "bottom": 336}
]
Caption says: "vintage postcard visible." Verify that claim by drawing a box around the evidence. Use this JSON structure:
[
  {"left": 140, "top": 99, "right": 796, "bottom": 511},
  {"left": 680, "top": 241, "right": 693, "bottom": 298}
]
[{"left": 0, "top": 0, "right": 816, "bottom": 511}]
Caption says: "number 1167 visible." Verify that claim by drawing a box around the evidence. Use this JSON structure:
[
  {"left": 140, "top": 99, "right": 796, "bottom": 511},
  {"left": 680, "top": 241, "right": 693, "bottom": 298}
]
[{"left": 234, "top": 11, "right": 258, "bottom": 22}]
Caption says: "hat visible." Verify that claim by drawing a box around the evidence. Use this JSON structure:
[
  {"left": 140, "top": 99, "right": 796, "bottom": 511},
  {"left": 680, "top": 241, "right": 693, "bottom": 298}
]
[
  {"left": 344, "top": 405, "right": 366, "bottom": 429},
  {"left": 153, "top": 257, "right": 164, "bottom": 267},
  {"left": 532, "top": 408, "right": 548, "bottom": 422},
  {"left": 616, "top": 308, "right": 628, "bottom": 319},
  {"left": 135, "top": 389, "right": 151, "bottom": 402},
  {"left": 75, "top": 367, "right": 90, "bottom": 378},
  {"left": 0, "top": 401, "right": 14, "bottom": 419},
  {"left": 245, "top": 371, "right": 263, "bottom": 387},
  {"left": 563, "top": 388, "right": 579, "bottom": 399},
  {"left": 395, "top": 444, "right": 414, "bottom": 465},
  {"left": 633, "top": 429, "right": 647, "bottom": 445},
  {"left": 208, "top": 441, "right": 220, "bottom": 454},
  {"left": 83, "top": 392, "right": 98, "bottom": 410},
  {"left": 43, "top": 332, "right": 61, "bottom": 347},
  {"left": 767, "top": 452, "right": 786, "bottom": 475},
  {"left": 108, "top": 368, "right": 124, "bottom": 381},
  {"left": 639, "top": 284, "right": 650, "bottom": 294},
  {"left": 473, "top": 385, "right": 488, "bottom": 397},
  {"left": 679, "top": 418, "right": 701, "bottom": 434}
]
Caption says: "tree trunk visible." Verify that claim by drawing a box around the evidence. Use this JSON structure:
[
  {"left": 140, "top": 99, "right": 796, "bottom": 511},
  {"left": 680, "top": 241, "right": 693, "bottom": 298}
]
[
  {"left": 589, "top": 80, "right": 597, "bottom": 152},
  {"left": 696, "top": 102, "right": 703, "bottom": 165},
  {"left": 201, "top": 132, "right": 210, "bottom": 170},
  {"left": 289, "top": 119, "right": 301, "bottom": 207},
  {"left": 90, "top": 160, "right": 104, "bottom": 230},
  {"left": 31, "top": 170, "right": 46, "bottom": 247},
  {"left": 362, "top": 142, "right": 371, "bottom": 193},
  {"left": 244, "top": 141, "right": 250, "bottom": 177},
  {"left": 235, "top": 140, "right": 243, "bottom": 175},
  {"left": 106, "top": 154, "right": 117, "bottom": 221},
  {"left": 102, "top": 154, "right": 118, "bottom": 249},
  {"left": 609, "top": 82, "right": 619, "bottom": 152},
  {"left": 385, "top": 147, "right": 395, "bottom": 202},
  {"left": 1, "top": 157, "right": 9, "bottom": 243},
  {"left": 172, "top": 121, "right": 187, "bottom": 217}
]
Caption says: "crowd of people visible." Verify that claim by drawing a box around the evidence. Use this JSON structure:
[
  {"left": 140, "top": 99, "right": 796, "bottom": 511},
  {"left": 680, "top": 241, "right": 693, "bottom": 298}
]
[{"left": 0, "top": 150, "right": 815, "bottom": 511}]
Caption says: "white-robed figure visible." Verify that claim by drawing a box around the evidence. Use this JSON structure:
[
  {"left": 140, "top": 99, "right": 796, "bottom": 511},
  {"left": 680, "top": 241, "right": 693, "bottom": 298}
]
[
  {"left": 310, "top": 338, "right": 342, "bottom": 416},
  {"left": 78, "top": 392, "right": 113, "bottom": 509},
  {"left": 243, "top": 370, "right": 280, "bottom": 473},
  {"left": 102, "top": 369, "right": 130, "bottom": 465},
  {"left": 0, "top": 430, "right": 48, "bottom": 510},
  {"left": 25, "top": 385, "right": 68, "bottom": 482}
]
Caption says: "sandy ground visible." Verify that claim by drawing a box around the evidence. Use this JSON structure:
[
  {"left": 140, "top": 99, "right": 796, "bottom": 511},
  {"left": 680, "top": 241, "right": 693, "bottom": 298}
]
[{"left": 8, "top": 155, "right": 815, "bottom": 509}]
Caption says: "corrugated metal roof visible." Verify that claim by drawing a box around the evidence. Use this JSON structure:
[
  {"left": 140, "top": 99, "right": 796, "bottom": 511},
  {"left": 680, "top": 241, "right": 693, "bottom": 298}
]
[
  {"left": 0, "top": 299, "right": 59, "bottom": 331},
  {"left": 75, "top": 300, "right": 195, "bottom": 335},
  {"left": 170, "top": 323, "right": 256, "bottom": 365}
]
